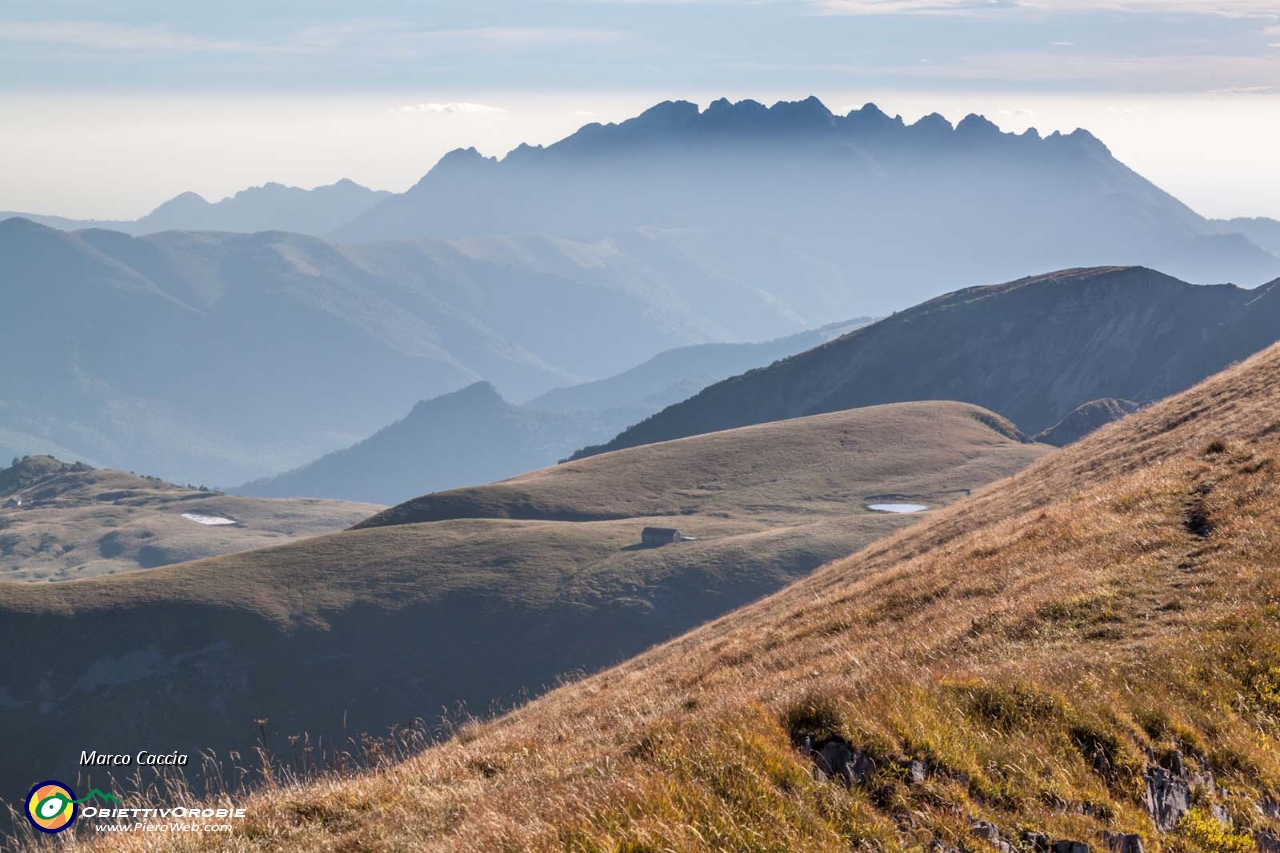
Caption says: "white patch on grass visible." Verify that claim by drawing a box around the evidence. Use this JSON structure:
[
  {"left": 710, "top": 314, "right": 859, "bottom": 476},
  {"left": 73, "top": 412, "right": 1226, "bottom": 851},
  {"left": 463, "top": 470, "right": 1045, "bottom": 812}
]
[{"left": 181, "top": 512, "right": 237, "bottom": 526}]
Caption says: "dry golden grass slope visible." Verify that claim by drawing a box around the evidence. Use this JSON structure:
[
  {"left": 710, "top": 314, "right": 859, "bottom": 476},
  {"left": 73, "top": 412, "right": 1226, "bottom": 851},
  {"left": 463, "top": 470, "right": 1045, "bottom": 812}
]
[
  {"left": 36, "top": 343, "right": 1280, "bottom": 853},
  {"left": 0, "top": 456, "right": 382, "bottom": 581},
  {"left": 0, "top": 402, "right": 1045, "bottom": 832}
]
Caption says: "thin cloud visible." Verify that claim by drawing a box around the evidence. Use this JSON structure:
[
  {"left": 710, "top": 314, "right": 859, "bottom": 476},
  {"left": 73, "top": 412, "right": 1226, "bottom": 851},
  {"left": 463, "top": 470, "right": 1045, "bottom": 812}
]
[
  {"left": 1206, "top": 84, "right": 1279, "bottom": 93},
  {"left": 395, "top": 102, "right": 508, "bottom": 115},
  {"left": 460, "top": 27, "right": 626, "bottom": 46},
  {"left": 0, "top": 19, "right": 627, "bottom": 57},
  {"left": 0, "top": 21, "right": 254, "bottom": 52},
  {"left": 815, "top": 0, "right": 1280, "bottom": 15}
]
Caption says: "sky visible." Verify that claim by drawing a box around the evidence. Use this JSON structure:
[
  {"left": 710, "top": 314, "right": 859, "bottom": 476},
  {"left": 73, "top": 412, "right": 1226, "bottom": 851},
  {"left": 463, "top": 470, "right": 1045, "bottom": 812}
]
[{"left": 1, "top": 0, "right": 1279, "bottom": 220}]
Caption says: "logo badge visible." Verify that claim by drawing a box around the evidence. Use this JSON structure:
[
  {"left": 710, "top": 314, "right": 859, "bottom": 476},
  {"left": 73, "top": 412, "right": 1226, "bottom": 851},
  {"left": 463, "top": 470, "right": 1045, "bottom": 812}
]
[{"left": 25, "top": 780, "right": 78, "bottom": 834}]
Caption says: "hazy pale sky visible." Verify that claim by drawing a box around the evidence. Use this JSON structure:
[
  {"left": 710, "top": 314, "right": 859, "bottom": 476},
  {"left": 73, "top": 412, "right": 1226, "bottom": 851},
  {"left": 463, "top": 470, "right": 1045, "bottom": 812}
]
[{"left": 2, "top": 0, "right": 1279, "bottom": 220}]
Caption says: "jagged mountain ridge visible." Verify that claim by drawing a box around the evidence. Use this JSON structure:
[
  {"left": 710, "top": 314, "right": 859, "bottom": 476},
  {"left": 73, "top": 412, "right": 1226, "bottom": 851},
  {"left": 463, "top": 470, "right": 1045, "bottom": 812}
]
[{"left": 336, "top": 98, "right": 1279, "bottom": 314}]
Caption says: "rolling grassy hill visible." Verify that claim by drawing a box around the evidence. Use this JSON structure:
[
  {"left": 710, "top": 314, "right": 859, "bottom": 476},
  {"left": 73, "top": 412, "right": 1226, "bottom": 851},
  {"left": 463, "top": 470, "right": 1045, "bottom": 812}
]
[
  {"left": 0, "top": 456, "right": 381, "bottom": 581},
  {"left": 52, "top": 341, "right": 1280, "bottom": 852},
  {"left": 0, "top": 402, "right": 1048, "bottom": 819},
  {"left": 577, "top": 266, "right": 1280, "bottom": 459}
]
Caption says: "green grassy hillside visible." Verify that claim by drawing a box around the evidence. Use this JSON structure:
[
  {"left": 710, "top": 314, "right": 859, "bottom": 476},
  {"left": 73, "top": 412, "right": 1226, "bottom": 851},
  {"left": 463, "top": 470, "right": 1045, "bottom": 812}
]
[
  {"left": 0, "top": 456, "right": 380, "bottom": 581},
  {"left": 0, "top": 402, "right": 1048, "bottom": 818}
]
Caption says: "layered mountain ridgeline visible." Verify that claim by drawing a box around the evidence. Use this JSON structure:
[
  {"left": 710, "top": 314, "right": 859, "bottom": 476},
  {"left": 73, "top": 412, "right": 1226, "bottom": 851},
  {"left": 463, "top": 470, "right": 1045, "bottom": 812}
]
[
  {"left": 578, "top": 267, "right": 1280, "bottom": 459},
  {"left": 0, "top": 218, "right": 834, "bottom": 485},
  {"left": 337, "top": 98, "right": 1279, "bottom": 314},
  {"left": 1209, "top": 216, "right": 1280, "bottom": 257},
  {"left": 0, "top": 456, "right": 380, "bottom": 581},
  {"left": 239, "top": 319, "right": 873, "bottom": 504},
  {"left": 1034, "top": 399, "right": 1142, "bottom": 447},
  {"left": 74, "top": 344, "right": 1280, "bottom": 853},
  {"left": 0, "top": 402, "right": 1049, "bottom": 812},
  {"left": 236, "top": 382, "right": 601, "bottom": 505},
  {"left": 0, "top": 179, "right": 390, "bottom": 237},
  {"left": 526, "top": 317, "right": 873, "bottom": 414}
]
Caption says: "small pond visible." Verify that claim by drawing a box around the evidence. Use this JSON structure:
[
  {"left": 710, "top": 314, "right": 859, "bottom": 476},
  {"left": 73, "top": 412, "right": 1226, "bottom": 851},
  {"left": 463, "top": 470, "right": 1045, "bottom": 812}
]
[{"left": 867, "top": 503, "right": 929, "bottom": 514}]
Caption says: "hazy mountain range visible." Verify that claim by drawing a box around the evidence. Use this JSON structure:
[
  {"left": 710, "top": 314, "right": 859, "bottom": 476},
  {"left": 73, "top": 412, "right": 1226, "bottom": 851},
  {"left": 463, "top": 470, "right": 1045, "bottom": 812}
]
[
  {"left": 1209, "top": 216, "right": 1280, "bottom": 257},
  {"left": 2, "top": 218, "right": 853, "bottom": 486},
  {"left": 0, "top": 179, "right": 389, "bottom": 237},
  {"left": 7, "top": 99, "right": 1278, "bottom": 325},
  {"left": 336, "top": 98, "right": 1280, "bottom": 315},
  {"left": 5, "top": 97, "right": 1280, "bottom": 494},
  {"left": 575, "top": 266, "right": 1280, "bottom": 459},
  {"left": 237, "top": 318, "right": 871, "bottom": 504}
]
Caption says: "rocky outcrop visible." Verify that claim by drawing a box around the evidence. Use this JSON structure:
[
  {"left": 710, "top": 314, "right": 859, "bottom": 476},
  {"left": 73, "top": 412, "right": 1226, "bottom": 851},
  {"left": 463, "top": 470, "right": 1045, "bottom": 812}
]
[
  {"left": 1257, "top": 796, "right": 1280, "bottom": 820},
  {"left": 967, "top": 821, "right": 1089, "bottom": 853},
  {"left": 803, "top": 735, "right": 940, "bottom": 787},
  {"left": 809, "top": 737, "right": 878, "bottom": 785},
  {"left": 1144, "top": 765, "right": 1191, "bottom": 831},
  {"left": 1257, "top": 832, "right": 1280, "bottom": 853},
  {"left": 971, "top": 820, "right": 1016, "bottom": 853},
  {"left": 1102, "top": 832, "right": 1144, "bottom": 853},
  {"left": 1052, "top": 842, "right": 1089, "bottom": 853}
]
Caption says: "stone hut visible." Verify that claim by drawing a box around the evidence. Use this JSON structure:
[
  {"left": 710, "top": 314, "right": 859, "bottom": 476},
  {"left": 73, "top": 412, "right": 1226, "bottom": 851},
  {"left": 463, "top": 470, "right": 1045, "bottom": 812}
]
[{"left": 641, "top": 526, "right": 682, "bottom": 546}]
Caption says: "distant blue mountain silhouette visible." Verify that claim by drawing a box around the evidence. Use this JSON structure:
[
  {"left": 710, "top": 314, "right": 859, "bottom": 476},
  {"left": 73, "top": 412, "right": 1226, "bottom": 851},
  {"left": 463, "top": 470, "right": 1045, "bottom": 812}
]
[
  {"left": 336, "top": 97, "right": 1279, "bottom": 315},
  {"left": 1, "top": 179, "right": 389, "bottom": 238}
]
